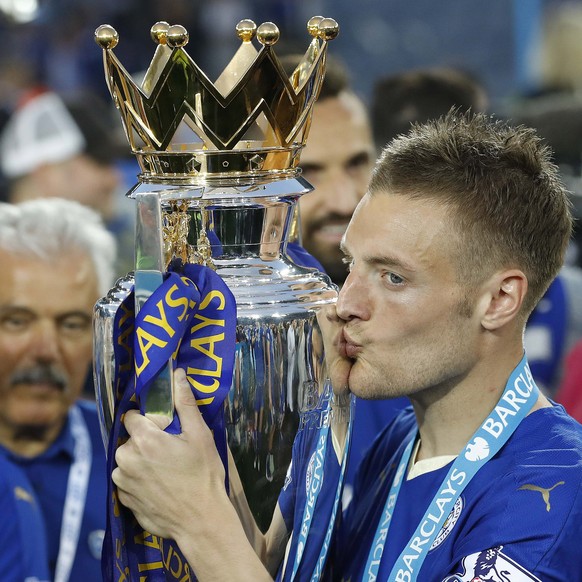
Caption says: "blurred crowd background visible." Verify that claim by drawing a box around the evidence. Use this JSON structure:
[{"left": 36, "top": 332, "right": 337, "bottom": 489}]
[
  {"left": 1, "top": 0, "right": 582, "bottom": 263},
  {"left": 0, "top": 0, "right": 570, "bottom": 107}
]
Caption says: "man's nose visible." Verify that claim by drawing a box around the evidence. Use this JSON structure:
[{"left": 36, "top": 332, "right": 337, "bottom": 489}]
[
  {"left": 336, "top": 268, "right": 370, "bottom": 321},
  {"left": 29, "top": 321, "right": 61, "bottom": 362}
]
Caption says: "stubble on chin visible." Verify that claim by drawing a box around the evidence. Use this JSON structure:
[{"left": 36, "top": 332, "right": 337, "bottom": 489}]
[{"left": 347, "top": 359, "right": 414, "bottom": 401}]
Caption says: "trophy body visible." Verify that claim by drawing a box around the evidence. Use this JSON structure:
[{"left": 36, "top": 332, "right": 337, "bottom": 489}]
[
  {"left": 93, "top": 17, "right": 340, "bottom": 534},
  {"left": 95, "top": 184, "right": 337, "bottom": 529}
]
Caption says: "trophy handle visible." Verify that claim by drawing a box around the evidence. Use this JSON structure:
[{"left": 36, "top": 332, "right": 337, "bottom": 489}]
[{"left": 134, "top": 193, "right": 174, "bottom": 428}]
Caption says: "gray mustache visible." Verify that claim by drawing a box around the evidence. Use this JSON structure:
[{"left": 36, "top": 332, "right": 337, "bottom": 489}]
[{"left": 11, "top": 365, "right": 68, "bottom": 391}]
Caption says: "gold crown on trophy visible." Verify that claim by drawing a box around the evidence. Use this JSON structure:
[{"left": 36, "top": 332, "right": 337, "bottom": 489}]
[{"left": 94, "top": 17, "right": 339, "bottom": 184}]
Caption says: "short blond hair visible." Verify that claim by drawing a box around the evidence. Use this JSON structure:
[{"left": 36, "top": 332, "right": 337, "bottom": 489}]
[{"left": 370, "top": 111, "right": 572, "bottom": 316}]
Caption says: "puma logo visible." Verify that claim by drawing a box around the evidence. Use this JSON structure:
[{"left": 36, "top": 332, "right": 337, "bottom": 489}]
[{"left": 518, "top": 481, "right": 565, "bottom": 511}]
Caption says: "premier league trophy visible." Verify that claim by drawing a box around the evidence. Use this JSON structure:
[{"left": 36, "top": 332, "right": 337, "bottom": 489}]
[{"left": 93, "top": 16, "right": 344, "bottom": 580}]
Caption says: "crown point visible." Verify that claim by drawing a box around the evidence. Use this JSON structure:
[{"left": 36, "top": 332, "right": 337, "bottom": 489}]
[
  {"left": 151, "top": 21, "right": 170, "bottom": 45},
  {"left": 94, "top": 25, "right": 119, "bottom": 50},
  {"left": 166, "top": 24, "right": 189, "bottom": 48},
  {"left": 307, "top": 16, "right": 324, "bottom": 37},
  {"left": 236, "top": 19, "right": 257, "bottom": 42},
  {"left": 318, "top": 18, "right": 340, "bottom": 41},
  {"left": 257, "top": 22, "right": 280, "bottom": 46}
]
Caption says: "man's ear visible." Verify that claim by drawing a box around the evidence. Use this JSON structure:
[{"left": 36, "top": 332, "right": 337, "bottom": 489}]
[{"left": 480, "top": 269, "right": 528, "bottom": 331}]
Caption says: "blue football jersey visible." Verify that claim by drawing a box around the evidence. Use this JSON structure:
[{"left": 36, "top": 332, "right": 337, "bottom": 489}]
[
  {"left": 344, "top": 396, "right": 409, "bottom": 500},
  {"left": 0, "top": 454, "right": 50, "bottom": 581},
  {"left": 7, "top": 401, "right": 107, "bottom": 582},
  {"left": 333, "top": 404, "right": 582, "bottom": 581}
]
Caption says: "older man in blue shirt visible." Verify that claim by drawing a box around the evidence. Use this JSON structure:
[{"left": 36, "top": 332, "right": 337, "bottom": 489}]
[{"left": 0, "top": 198, "right": 116, "bottom": 582}]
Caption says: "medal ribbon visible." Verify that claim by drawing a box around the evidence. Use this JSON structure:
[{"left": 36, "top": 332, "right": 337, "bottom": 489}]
[
  {"left": 286, "top": 383, "right": 354, "bottom": 582},
  {"left": 54, "top": 404, "right": 92, "bottom": 582},
  {"left": 309, "top": 394, "right": 354, "bottom": 582},
  {"left": 364, "top": 355, "right": 539, "bottom": 581},
  {"left": 102, "top": 263, "right": 237, "bottom": 581}
]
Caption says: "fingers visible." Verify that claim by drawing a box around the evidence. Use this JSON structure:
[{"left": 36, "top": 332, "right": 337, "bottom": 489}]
[
  {"left": 123, "top": 368, "right": 206, "bottom": 438},
  {"left": 172, "top": 367, "right": 207, "bottom": 435},
  {"left": 317, "top": 304, "right": 344, "bottom": 357},
  {"left": 316, "top": 303, "right": 339, "bottom": 326},
  {"left": 123, "top": 407, "right": 168, "bottom": 436},
  {"left": 316, "top": 305, "right": 352, "bottom": 395},
  {"left": 112, "top": 470, "right": 138, "bottom": 513},
  {"left": 123, "top": 409, "right": 148, "bottom": 436},
  {"left": 112, "top": 470, "right": 166, "bottom": 537},
  {"left": 111, "top": 465, "right": 125, "bottom": 490},
  {"left": 324, "top": 303, "right": 342, "bottom": 323},
  {"left": 317, "top": 304, "right": 343, "bottom": 342}
]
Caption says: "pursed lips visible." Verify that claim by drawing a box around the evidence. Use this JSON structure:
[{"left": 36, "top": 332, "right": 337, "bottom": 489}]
[{"left": 341, "top": 328, "right": 361, "bottom": 359}]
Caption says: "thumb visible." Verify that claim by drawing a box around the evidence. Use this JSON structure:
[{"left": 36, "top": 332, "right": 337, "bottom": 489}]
[{"left": 173, "top": 367, "right": 205, "bottom": 434}]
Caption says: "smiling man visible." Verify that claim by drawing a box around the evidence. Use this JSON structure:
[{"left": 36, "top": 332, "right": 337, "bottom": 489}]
[
  {"left": 0, "top": 198, "right": 116, "bottom": 581},
  {"left": 294, "top": 58, "right": 375, "bottom": 286}
]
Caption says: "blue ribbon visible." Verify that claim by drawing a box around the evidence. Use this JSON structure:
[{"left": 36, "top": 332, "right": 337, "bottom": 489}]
[
  {"left": 102, "top": 263, "right": 237, "bottom": 581},
  {"left": 364, "top": 355, "right": 539, "bottom": 581}
]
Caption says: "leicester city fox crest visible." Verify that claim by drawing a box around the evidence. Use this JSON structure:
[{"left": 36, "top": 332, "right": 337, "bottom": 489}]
[{"left": 430, "top": 497, "right": 463, "bottom": 550}]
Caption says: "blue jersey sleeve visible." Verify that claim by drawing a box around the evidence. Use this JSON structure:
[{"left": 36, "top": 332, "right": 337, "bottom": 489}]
[
  {"left": 446, "top": 414, "right": 582, "bottom": 582},
  {"left": 277, "top": 435, "right": 300, "bottom": 533},
  {"left": 0, "top": 455, "right": 50, "bottom": 582}
]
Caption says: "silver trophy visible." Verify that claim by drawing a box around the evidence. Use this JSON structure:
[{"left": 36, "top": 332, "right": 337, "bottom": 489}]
[{"left": 93, "top": 17, "right": 339, "bottom": 531}]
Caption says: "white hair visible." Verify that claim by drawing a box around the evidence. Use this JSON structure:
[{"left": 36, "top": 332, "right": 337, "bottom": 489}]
[{"left": 0, "top": 198, "right": 117, "bottom": 295}]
